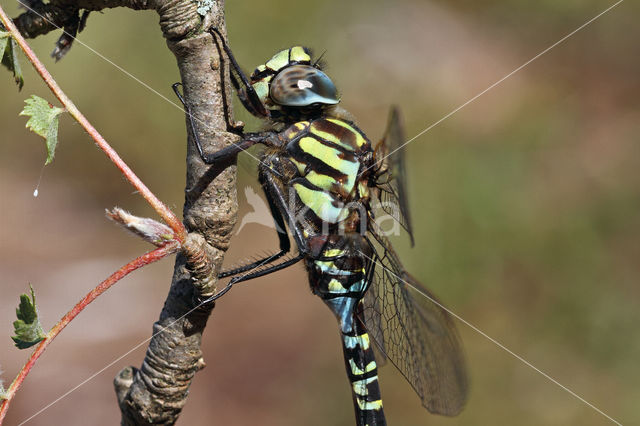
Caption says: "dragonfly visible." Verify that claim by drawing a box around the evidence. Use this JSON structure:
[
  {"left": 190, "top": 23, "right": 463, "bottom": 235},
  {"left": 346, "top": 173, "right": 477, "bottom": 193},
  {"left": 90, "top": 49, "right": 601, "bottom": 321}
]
[{"left": 173, "top": 28, "right": 468, "bottom": 425}]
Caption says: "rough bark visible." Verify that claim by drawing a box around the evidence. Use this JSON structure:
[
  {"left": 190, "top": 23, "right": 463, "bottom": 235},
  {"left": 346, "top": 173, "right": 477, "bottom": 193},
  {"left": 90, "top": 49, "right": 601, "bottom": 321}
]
[
  {"left": 116, "top": 20, "right": 240, "bottom": 425},
  {"left": 13, "top": 0, "right": 238, "bottom": 424}
]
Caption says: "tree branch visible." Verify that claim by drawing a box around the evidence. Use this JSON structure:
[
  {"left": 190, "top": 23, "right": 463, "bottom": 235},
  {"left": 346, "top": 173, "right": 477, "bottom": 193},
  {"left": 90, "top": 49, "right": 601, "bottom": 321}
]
[
  {"left": 112, "top": 2, "right": 240, "bottom": 425},
  {"left": 7, "top": 0, "right": 238, "bottom": 424}
]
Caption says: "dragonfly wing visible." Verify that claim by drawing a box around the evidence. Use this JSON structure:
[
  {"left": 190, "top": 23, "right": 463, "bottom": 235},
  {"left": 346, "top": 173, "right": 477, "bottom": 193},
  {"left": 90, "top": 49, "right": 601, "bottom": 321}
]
[
  {"left": 362, "top": 271, "right": 388, "bottom": 365},
  {"left": 374, "top": 107, "right": 414, "bottom": 245},
  {"left": 361, "top": 234, "right": 468, "bottom": 416}
]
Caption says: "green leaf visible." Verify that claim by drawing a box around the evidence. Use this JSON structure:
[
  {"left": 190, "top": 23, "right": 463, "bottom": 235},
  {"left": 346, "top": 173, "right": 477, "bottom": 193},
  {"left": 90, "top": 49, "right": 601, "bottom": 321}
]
[
  {"left": 0, "top": 31, "right": 24, "bottom": 90},
  {"left": 12, "top": 285, "right": 46, "bottom": 350},
  {"left": 19, "top": 95, "right": 65, "bottom": 165}
]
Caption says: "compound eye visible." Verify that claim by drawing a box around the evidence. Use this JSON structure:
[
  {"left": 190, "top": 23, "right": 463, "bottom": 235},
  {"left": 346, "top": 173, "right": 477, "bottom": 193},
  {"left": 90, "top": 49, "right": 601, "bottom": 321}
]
[{"left": 270, "top": 65, "right": 339, "bottom": 107}]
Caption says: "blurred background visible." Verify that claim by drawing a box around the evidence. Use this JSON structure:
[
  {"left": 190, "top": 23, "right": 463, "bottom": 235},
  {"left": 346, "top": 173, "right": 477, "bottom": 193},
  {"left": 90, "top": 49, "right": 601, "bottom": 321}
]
[{"left": 1, "top": 0, "right": 638, "bottom": 424}]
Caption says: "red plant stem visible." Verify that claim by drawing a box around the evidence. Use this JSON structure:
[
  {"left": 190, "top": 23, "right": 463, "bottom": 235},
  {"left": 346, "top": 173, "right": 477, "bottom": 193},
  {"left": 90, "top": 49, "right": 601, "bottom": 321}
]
[
  {"left": 0, "top": 6, "right": 186, "bottom": 243},
  {"left": 0, "top": 243, "right": 179, "bottom": 424}
]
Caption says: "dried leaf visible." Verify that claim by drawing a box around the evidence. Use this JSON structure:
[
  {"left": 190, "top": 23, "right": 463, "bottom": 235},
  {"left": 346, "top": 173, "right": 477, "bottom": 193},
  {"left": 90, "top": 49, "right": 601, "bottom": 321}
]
[{"left": 0, "top": 31, "right": 24, "bottom": 89}]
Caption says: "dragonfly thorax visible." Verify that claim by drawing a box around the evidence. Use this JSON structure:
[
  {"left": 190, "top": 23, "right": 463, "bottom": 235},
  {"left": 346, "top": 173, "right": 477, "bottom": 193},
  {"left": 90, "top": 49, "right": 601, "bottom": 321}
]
[{"left": 271, "top": 117, "right": 374, "bottom": 233}]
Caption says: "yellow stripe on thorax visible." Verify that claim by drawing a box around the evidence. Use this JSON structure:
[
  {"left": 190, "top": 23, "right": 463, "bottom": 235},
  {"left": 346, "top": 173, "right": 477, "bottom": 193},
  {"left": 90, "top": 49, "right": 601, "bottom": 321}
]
[
  {"left": 292, "top": 121, "right": 309, "bottom": 132},
  {"left": 310, "top": 119, "right": 367, "bottom": 151},
  {"left": 283, "top": 121, "right": 310, "bottom": 141},
  {"left": 293, "top": 184, "right": 348, "bottom": 223},
  {"left": 297, "top": 137, "right": 359, "bottom": 195},
  {"left": 298, "top": 137, "right": 351, "bottom": 171},
  {"left": 290, "top": 158, "right": 306, "bottom": 175},
  {"left": 306, "top": 170, "right": 339, "bottom": 192}
]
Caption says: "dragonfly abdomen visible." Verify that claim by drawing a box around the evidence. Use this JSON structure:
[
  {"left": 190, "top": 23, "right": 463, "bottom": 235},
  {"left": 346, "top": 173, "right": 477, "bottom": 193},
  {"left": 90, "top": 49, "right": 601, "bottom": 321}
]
[
  {"left": 341, "top": 312, "right": 386, "bottom": 426},
  {"left": 308, "top": 237, "right": 386, "bottom": 425}
]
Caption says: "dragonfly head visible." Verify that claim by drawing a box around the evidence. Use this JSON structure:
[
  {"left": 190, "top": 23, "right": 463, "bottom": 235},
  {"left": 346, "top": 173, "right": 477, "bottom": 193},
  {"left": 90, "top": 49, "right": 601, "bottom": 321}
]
[
  {"left": 244, "top": 46, "right": 340, "bottom": 121},
  {"left": 269, "top": 65, "right": 339, "bottom": 107}
]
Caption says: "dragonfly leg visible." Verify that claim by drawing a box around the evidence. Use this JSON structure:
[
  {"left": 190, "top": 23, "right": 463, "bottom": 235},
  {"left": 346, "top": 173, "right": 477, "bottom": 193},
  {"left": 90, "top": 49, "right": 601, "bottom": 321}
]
[
  {"left": 209, "top": 27, "right": 269, "bottom": 118},
  {"left": 206, "top": 253, "right": 304, "bottom": 302},
  {"left": 172, "top": 82, "right": 276, "bottom": 164}
]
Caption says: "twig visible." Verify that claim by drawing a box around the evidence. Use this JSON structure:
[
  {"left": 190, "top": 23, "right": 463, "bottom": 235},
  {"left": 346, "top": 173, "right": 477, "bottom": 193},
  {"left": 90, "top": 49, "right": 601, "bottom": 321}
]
[
  {"left": 0, "top": 4, "right": 186, "bottom": 243},
  {"left": 1, "top": 1, "right": 233, "bottom": 422},
  {"left": 0, "top": 242, "right": 179, "bottom": 424}
]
